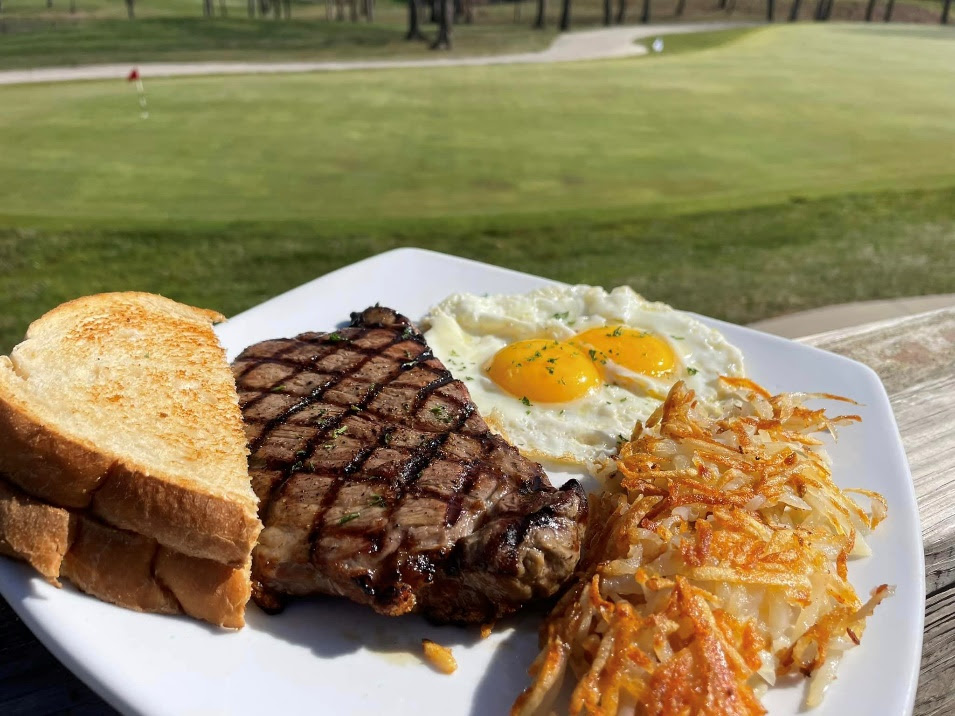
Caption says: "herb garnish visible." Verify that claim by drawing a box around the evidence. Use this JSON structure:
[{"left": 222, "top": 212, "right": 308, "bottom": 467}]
[
  {"left": 687, "top": 367, "right": 699, "bottom": 375},
  {"left": 521, "top": 396, "right": 532, "bottom": 407},
  {"left": 338, "top": 512, "right": 361, "bottom": 526}
]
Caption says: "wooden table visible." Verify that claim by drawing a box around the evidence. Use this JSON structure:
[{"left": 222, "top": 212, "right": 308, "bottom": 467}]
[{"left": 1, "top": 308, "right": 953, "bottom": 715}]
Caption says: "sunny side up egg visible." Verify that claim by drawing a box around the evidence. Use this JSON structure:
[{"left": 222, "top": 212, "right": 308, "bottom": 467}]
[{"left": 422, "top": 285, "right": 745, "bottom": 475}]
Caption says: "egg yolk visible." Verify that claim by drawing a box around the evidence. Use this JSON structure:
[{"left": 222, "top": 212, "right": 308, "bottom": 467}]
[
  {"left": 487, "top": 339, "right": 601, "bottom": 403},
  {"left": 573, "top": 326, "right": 676, "bottom": 378}
]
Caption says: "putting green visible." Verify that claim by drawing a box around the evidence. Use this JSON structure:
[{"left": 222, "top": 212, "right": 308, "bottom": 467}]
[{"left": 1, "top": 23, "right": 953, "bottom": 225}]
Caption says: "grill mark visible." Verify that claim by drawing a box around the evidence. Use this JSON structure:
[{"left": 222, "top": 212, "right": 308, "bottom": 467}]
[
  {"left": 370, "top": 405, "right": 476, "bottom": 594},
  {"left": 411, "top": 373, "right": 455, "bottom": 412},
  {"left": 247, "top": 326, "right": 393, "bottom": 455},
  {"left": 258, "top": 339, "right": 420, "bottom": 518},
  {"left": 233, "top": 340, "right": 304, "bottom": 386},
  {"left": 304, "top": 425, "right": 400, "bottom": 563},
  {"left": 443, "top": 442, "right": 492, "bottom": 528}
]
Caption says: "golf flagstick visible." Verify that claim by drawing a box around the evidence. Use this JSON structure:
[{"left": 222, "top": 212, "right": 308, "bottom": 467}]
[{"left": 127, "top": 68, "right": 148, "bottom": 119}]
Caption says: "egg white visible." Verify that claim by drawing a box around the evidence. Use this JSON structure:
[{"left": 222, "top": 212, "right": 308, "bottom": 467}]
[{"left": 423, "top": 285, "right": 745, "bottom": 474}]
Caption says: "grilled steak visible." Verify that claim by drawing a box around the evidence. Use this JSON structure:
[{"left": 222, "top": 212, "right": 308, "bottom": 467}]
[{"left": 234, "top": 306, "right": 587, "bottom": 624}]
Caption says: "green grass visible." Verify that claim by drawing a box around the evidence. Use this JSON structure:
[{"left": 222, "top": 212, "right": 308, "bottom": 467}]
[
  {"left": 2, "top": 186, "right": 954, "bottom": 353},
  {"left": 1, "top": 25, "right": 954, "bottom": 223},
  {"left": 0, "top": 24, "right": 954, "bottom": 350},
  {"left": 638, "top": 26, "right": 761, "bottom": 56}
]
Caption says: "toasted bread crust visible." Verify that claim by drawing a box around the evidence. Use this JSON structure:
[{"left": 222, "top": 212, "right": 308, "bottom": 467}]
[
  {"left": 0, "top": 395, "right": 112, "bottom": 508},
  {"left": 0, "top": 479, "right": 72, "bottom": 582},
  {"left": 0, "top": 477, "right": 249, "bottom": 628},
  {"left": 0, "top": 292, "right": 261, "bottom": 565}
]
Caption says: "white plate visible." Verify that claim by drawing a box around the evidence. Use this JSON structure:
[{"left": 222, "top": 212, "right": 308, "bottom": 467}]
[{"left": 0, "top": 248, "right": 924, "bottom": 715}]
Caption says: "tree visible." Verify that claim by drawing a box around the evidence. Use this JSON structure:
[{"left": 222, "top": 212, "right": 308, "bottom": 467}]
[
  {"left": 558, "top": 0, "right": 570, "bottom": 29},
  {"left": 882, "top": 0, "right": 894, "bottom": 20},
  {"left": 203, "top": 0, "right": 213, "bottom": 16},
  {"left": 615, "top": 0, "right": 627, "bottom": 21},
  {"left": 603, "top": 0, "right": 612, "bottom": 24},
  {"left": 534, "top": 0, "right": 546, "bottom": 27},
  {"left": 248, "top": 0, "right": 255, "bottom": 16},
  {"left": 640, "top": 0, "right": 650, "bottom": 22},
  {"left": 864, "top": 0, "right": 876, "bottom": 19},
  {"left": 407, "top": 0, "right": 426, "bottom": 38},
  {"left": 431, "top": 0, "right": 452, "bottom": 48},
  {"left": 942, "top": 0, "right": 951, "bottom": 23},
  {"left": 126, "top": 0, "right": 134, "bottom": 18},
  {"left": 219, "top": 0, "right": 227, "bottom": 15},
  {"left": 674, "top": 0, "right": 685, "bottom": 15},
  {"left": 766, "top": 0, "right": 774, "bottom": 21},
  {"left": 788, "top": 0, "right": 801, "bottom": 20}
]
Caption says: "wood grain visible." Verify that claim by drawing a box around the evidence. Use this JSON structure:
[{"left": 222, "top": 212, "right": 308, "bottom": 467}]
[
  {"left": 1, "top": 307, "right": 953, "bottom": 715},
  {"left": 804, "top": 307, "right": 955, "bottom": 716}
]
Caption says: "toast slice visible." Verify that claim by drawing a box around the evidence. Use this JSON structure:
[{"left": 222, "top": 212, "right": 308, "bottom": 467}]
[
  {"left": 0, "top": 477, "right": 250, "bottom": 627},
  {"left": 0, "top": 292, "right": 261, "bottom": 566}
]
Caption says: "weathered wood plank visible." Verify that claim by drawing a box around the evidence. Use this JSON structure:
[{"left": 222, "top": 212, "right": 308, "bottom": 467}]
[
  {"left": 804, "top": 307, "right": 955, "bottom": 716},
  {"left": 802, "top": 307, "right": 955, "bottom": 394}
]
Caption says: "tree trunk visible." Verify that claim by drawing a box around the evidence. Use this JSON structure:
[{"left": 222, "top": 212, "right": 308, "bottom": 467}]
[
  {"left": 365, "top": 0, "right": 374, "bottom": 20},
  {"left": 812, "top": 0, "right": 824, "bottom": 17},
  {"left": 558, "top": 0, "right": 570, "bottom": 29},
  {"left": 602, "top": 0, "right": 612, "bottom": 23},
  {"left": 431, "top": 0, "right": 452, "bottom": 48},
  {"left": 407, "top": 0, "right": 426, "bottom": 37},
  {"left": 126, "top": 0, "right": 134, "bottom": 18},
  {"left": 70, "top": 0, "right": 75, "bottom": 12},
  {"left": 514, "top": 0, "right": 521, "bottom": 21},
  {"left": 429, "top": 0, "right": 438, "bottom": 22},
  {"left": 534, "top": 0, "right": 546, "bottom": 27},
  {"left": 823, "top": 0, "right": 833, "bottom": 18},
  {"left": 766, "top": 0, "right": 774, "bottom": 20},
  {"left": 204, "top": 0, "right": 214, "bottom": 17},
  {"left": 674, "top": 0, "right": 685, "bottom": 15},
  {"left": 941, "top": 0, "right": 951, "bottom": 23},
  {"left": 615, "top": 0, "right": 627, "bottom": 21},
  {"left": 349, "top": 0, "right": 358, "bottom": 20},
  {"left": 882, "top": 0, "right": 893, "bottom": 20},
  {"left": 219, "top": 0, "right": 227, "bottom": 15},
  {"left": 283, "top": 0, "right": 291, "bottom": 17},
  {"left": 639, "top": 0, "right": 649, "bottom": 23},
  {"left": 249, "top": 0, "right": 255, "bottom": 16},
  {"left": 718, "top": 0, "right": 727, "bottom": 7},
  {"left": 864, "top": 0, "right": 876, "bottom": 19},
  {"left": 788, "top": 0, "right": 800, "bottom": 19},
  {"left": 46, "top": 0, "right": 52, "bottom": 8}
]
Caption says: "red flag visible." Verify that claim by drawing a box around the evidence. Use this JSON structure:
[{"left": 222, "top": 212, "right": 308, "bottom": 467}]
[{"left": 127, "top": 69, "right": 140, "bottom": 82}]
